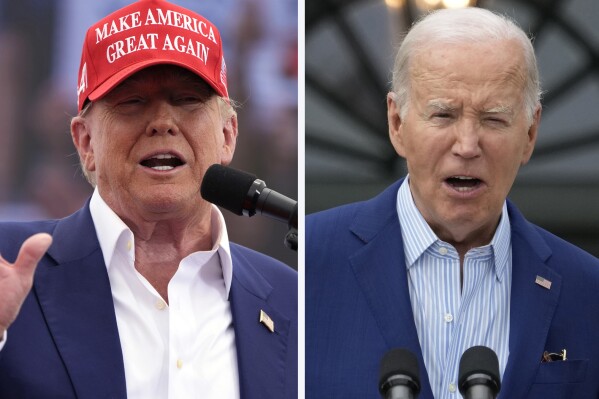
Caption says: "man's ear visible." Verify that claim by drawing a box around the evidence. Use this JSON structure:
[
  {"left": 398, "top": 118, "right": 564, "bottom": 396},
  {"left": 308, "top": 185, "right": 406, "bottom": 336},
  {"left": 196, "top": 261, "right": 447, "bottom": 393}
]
[
  {"left": 387, "top": 93, "right": 406, "bottom": 157},
  {"left": 521, "top": 105, "right": 542, "bottom": 166},
  {"left": 220, "top": 113, "right": 238, "bottom": 166},
  {"left": 70, "top": 116, "right": 96, "bottom": 173}
]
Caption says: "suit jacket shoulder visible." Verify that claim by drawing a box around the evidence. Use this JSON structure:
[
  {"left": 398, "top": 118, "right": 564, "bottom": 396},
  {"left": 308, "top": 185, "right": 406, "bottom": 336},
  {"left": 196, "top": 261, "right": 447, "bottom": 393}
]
[
  {"left": 0, "top": 204, "right": 127, "bottom": 399},
  {"left": 0, "top": 219, "right": 58, "bottom": 260},
  {"left": 306, "top": 179, "right": 599, "bottom": 398},
  {"left": 306, "top": 179, "right": 433, "bottom": 397},
  {"left": 503, "top": 201, "right": 599, "bottom": 397},
  {"left": 306, "top": 180, "right": 402, "bottom": 256},
  {"left": 228, "top": 243, "right": 298, "bottom": 399},
  {"left": 0, "top": 206, "right": 299, "bottom": 399}
]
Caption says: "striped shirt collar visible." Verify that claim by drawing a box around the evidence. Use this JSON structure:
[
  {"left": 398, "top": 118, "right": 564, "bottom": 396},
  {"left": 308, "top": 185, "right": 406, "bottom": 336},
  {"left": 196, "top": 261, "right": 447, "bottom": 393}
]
[{"left": 396, "top": 177, "right": 511, "bottom": 281}]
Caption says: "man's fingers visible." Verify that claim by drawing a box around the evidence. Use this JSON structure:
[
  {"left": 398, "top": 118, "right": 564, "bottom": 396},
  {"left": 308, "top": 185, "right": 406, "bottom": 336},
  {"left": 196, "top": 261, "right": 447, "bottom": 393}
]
[{"left": 14, "top": 233, "right": 53, "bottom": 277}]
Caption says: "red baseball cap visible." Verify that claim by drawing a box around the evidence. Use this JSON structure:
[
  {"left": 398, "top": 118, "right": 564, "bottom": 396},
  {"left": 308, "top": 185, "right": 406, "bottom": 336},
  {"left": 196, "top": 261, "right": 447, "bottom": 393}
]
[{"left": 76, "top": 0, "right": 228, "bottom": 111}]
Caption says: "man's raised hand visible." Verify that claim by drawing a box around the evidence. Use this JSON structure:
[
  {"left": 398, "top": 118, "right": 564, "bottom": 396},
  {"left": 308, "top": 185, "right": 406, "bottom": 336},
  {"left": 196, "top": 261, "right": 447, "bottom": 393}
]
[{"left": 0, "top": 233, "right": 53, "bottom": 336}]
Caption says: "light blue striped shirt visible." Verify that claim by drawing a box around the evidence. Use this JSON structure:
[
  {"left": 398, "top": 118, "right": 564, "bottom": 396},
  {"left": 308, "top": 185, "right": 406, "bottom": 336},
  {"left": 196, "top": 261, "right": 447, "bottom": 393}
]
[{"left": 396, "top": 178, "right": 512, "bottom": 398}]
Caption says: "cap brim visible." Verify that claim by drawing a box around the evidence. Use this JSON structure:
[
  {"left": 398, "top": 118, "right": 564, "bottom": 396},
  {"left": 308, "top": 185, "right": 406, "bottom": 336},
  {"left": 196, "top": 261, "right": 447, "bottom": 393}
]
[{"left": 88, "top": 58, "right": 225, "bottom": 103}]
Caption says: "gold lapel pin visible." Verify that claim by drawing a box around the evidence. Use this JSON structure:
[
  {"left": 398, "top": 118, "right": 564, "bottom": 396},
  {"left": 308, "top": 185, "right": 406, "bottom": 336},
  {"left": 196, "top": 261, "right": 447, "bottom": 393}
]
[
  {"left": 535, "top": 275, "right": 552, "bottom": 290},
  {"left": 259, "top": 309, "right": 275, "bottom": 333}
]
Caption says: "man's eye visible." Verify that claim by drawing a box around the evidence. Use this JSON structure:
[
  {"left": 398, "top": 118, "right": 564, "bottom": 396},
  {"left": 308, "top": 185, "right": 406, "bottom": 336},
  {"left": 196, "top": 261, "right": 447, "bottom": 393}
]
[
  {"left": 118, "top": 97, "right": 143, "bottom": 106},
  {"left": 485, "top": 117, "right": 508, "bottom": 125},
  {"left": 432, "top": 113, "right": 452, "bottom": 119},
  {"left": 176, "top": 96, "right": 202, "bottom": 104}
]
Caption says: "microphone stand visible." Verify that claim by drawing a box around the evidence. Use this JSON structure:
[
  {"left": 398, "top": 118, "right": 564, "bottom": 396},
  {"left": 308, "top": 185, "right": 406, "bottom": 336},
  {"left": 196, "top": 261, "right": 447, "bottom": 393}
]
[
  {"left": 285, "top": 228, "right": 297, "bottom": 252},
  {"left": 284, "top": 204, "right": 298, "bottom": 252}
]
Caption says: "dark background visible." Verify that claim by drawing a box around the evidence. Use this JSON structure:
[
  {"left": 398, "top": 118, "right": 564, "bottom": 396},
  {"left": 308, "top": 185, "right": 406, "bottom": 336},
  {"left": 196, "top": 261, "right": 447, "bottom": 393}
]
[{"left": 306, "top": 0, "right": 599, "bottom": 257}]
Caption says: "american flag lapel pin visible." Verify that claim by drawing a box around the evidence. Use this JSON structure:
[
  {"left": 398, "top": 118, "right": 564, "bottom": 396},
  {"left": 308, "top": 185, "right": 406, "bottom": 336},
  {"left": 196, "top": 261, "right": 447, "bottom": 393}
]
[
  {"left": 535, "top": 275, "right": 552, "bottom": 290},
  {"left": 259, "top": 309, "right": 275, "bottom": 333}
]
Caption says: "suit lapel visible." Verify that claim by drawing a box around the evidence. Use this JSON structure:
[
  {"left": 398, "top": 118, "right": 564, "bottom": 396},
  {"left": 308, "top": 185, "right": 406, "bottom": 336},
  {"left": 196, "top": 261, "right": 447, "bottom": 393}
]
[
  {"left": 500, "top": 203, "right": 561, "bottom": 398},
  {"left": 229, "top": 247, "right": 292, "bottom": 399},
  {"left": 35, "top": 204, "right": 126, "bottom": 398},
  {"left": 348, "top": 181, "right": 434, "bottom": 397},
  {"left": 344, "top": 187, "right": 562, "bottom": 398}
]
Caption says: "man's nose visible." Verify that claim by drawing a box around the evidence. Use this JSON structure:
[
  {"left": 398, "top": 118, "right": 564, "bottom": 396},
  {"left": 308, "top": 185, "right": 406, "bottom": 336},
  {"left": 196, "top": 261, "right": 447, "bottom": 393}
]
[
  {"left": 451, "top": 121, "right": 482, "bottom": 159},
  {"left": 146, "top": 101, "right": 179, "bottom": 136}
]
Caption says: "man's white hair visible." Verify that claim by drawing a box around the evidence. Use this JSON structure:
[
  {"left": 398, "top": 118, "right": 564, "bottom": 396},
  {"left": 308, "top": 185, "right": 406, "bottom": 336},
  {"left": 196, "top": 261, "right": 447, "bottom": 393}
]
[{"left": 391, "top": 7, "right": 542, "bottom": 123}]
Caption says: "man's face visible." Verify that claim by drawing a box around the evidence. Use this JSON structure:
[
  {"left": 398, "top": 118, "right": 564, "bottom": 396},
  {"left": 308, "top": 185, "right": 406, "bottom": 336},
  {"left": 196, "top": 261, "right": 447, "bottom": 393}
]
[
  {"left": 72, "top": 65, "right": 237, "bottom": 220},
  {"left": 388, "top": 40, "right": 540, "bottom": 247}
]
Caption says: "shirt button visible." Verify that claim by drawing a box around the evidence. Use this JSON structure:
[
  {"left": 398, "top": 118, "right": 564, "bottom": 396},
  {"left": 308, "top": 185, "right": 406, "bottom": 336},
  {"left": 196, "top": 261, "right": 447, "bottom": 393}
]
[
  {"left": 448, "top": 383, "right": 457, "bottom": 393},
  {"left": 444, "top": 313, "right": 454, "bottom": 323},
  {"left": 155, "top": 299, "right": 166, "bottom": 310},
  {"left": 127, "top": 241, "right": 132, "bottom": 251},
  {"left": 176, "top": 359, "right": 183, "bottom": 369},
  {"left": 439, "top": 247, "right": 448, "bottom": 255}
]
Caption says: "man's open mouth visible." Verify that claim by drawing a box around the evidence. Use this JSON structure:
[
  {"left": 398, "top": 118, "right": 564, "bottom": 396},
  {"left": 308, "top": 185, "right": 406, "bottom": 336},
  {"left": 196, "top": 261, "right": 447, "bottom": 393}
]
[
  {"left": 445, "top": 176, "right": 482, "bottom": 192},
  {"left": 140, "top": 153, "right": 185, "bottom": 171}
]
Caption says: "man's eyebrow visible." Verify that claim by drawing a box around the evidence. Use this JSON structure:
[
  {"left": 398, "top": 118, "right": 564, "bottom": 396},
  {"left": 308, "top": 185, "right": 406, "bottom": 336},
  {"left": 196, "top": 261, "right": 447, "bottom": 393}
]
[
  {"left": 484, "top": 105, "right": 514, "bottom": 114},
  {"left": 426, "top": 100, "right": 457, "bottom": 112}
]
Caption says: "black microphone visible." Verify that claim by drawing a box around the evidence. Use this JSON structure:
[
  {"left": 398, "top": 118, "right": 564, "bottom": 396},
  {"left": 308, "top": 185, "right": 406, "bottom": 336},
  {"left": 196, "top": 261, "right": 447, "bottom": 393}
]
[
  {"left": 379, "top": 348, "right": 421, "bottom": 399},
  {"left": 200, "top": 164, "right": 298, "bottom": 230},
  {"left": 458, "top": 346, "right": 501, "bottom": 399}
]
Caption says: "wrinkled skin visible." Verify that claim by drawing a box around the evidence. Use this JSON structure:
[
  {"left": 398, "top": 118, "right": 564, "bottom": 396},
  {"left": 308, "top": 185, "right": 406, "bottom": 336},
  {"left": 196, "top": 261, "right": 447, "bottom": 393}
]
[{"left": 388, "top": 40, "right": 540, "bottom": 257}]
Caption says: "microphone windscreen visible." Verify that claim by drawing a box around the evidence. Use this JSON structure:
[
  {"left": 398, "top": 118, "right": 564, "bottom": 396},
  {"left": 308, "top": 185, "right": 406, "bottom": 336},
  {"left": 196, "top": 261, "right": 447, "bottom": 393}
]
[
  {"left": 458, "top": 346, "right": 500, "bottom": 390},
  {"left": 201, "top": 164, "right": 257, "bottom": 215},
  {"left": 379, "top": 348, "right": 420, "bottom": 389}
]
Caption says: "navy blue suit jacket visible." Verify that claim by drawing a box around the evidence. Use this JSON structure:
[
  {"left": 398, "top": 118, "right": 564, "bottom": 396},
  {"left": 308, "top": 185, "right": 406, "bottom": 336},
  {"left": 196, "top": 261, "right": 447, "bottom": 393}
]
[
  {"left": 306, "top": 179, "right": 599, "bottom": 398},
  {"left": 0, "top": 202, "right": 297, "bottom": 399}
]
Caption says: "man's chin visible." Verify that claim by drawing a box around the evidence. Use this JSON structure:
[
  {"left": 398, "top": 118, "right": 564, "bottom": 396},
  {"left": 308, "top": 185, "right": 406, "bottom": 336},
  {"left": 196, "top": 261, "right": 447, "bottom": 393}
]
[{"left": 134, "top": 189, "right": 199, "bottom": 214}]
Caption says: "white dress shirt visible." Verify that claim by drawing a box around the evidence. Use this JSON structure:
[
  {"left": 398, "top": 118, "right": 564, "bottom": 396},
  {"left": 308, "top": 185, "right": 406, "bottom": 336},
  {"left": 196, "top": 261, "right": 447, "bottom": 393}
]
[
  {"left": 397, "top": 178, "right": 512, "bottom": 399},
  {"left": 90, "top": 188, "right": 240, "bottom": 399}
]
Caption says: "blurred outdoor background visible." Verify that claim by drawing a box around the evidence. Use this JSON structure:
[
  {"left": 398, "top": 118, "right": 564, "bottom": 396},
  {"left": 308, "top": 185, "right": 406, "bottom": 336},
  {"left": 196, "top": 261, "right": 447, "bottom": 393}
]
[
  {"left": 306, "top": 0, "right": 599, "bottom": 256},
  {"left": 0, "top": 0, "right": 298, "bottom": 269}
]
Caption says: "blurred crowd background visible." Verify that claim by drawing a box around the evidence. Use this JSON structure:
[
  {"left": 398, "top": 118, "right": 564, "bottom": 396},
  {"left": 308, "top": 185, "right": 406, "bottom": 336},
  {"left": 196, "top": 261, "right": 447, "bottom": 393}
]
[{"left": 0, "top": 0, "right": 298, "bottom": 268}]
